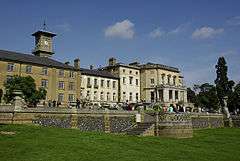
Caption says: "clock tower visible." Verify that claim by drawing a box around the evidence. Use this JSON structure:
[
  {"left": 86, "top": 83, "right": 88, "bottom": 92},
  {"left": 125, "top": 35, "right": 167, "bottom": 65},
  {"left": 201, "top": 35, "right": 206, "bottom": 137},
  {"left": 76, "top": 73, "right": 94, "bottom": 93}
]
[{"left": 32, "top": 25, "right": 56, "bottom": 58}]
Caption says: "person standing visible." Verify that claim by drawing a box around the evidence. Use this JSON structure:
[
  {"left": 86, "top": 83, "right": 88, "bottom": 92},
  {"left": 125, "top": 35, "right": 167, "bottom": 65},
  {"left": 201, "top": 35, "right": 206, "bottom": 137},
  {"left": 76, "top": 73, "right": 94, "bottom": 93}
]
[
  {"left": 52, "top": 100, "right": 56, "bottom": 108},
  {"left": 76, "top": 98, "right": 80, "bottom": 109},
  {"left": 48, "top": 100, "right": 52, "bottom": 108},
  {"left": 168, "top": 104, "right": 174, "bottom": 113}
]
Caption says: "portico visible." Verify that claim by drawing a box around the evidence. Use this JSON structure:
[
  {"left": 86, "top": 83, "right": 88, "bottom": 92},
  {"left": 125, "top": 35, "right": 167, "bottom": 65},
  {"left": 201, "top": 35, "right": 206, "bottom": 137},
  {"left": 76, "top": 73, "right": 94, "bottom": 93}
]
[{"left": 140, "top": 62, "right": 187, "bottom": 106}]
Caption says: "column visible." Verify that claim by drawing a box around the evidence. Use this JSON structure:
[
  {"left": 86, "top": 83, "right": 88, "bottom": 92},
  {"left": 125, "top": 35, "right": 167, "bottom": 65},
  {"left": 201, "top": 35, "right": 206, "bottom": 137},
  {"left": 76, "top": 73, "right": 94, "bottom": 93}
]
[
  {"left": 155, "top": 89, "right": 159, "bottom": 102},
  {"left": 184, "top": 90, "right": 187, "bottom": 103},
  {"left": 163, "top": 89, "right": 169, "bottom": 102}
]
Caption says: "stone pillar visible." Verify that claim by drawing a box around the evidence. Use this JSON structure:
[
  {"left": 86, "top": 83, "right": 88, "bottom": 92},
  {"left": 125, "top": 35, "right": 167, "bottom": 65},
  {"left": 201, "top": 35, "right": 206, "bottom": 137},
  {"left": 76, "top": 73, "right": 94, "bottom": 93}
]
[
  {"left": 163, "top": 89, "right": 169, "bottom": 103},
  {"left": 104, "top": 109, "right": 110, "bottom": 133},
  {"left": 13, "top": 90, "right": 24, "bottom": 111},
  {"left": 70, "top": 113, "right": 78, "bottom": 128},
  {"left": 184, "top": 90, "right": 188, "bottom": 103},
  {"left": 155, "top": 89, "right": 158, "bottom": 102},
  {"left": 136, "top": 113, "right": 141, "bottom": 123}
]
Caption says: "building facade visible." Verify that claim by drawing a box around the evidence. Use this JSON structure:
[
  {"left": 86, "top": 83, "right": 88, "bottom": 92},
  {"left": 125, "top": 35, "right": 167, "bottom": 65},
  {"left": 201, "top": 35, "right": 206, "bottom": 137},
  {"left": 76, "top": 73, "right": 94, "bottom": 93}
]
[
  {"left": 80, "top": 68, "right": 119, "bottom": 105},
  {"left": 101, "top": 59, "right": 187, "bottom": 106},
  {"left": 139, "top": 63, "right": 187, "bottom": 106},
  {"left": 0, "top": 29, "right": 81, "bottom": 106},
  {"left": 101, "top": 58, "right": 141, "bottom": 103},
  {"left": 0, "top": 27, "right": 188, "bottom": 108}
]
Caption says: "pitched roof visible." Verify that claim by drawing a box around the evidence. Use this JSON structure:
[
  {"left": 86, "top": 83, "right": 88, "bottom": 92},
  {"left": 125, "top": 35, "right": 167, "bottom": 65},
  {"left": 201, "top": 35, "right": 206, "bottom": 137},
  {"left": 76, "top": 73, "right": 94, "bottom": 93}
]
[
  {"left": 100, "top": 63, "right": 140, "bottom": 71},
  {"left": 0, "top": 49, "right": 77, "bottom": 70},
  {"left": 140, "top": 62, "right": 180, "bottom": 72},
  {"left": 80, "top": 68, "right": 119, "bottom": 79},
  {"left": 32, "top": 30, "right": 57, "bottom": 37}
]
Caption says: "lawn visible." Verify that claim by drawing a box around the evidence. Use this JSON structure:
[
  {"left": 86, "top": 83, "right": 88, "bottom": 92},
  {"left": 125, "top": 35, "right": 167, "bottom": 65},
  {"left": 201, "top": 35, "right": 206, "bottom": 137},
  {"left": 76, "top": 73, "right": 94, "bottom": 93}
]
[{"left": 0, "top": 124, "right": 240, "bottom": 161}]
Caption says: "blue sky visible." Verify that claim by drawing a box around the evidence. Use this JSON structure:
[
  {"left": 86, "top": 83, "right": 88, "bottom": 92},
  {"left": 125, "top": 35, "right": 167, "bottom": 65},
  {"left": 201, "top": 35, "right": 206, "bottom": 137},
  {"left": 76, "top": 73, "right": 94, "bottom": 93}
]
[{"left": 0, "top": 0, "right": 239, "bottom": 87}]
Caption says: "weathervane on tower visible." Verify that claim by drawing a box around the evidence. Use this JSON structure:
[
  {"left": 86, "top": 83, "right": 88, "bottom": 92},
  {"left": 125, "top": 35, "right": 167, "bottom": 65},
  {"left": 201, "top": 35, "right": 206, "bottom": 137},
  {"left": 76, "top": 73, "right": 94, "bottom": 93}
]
[{"left": 43, "top": 20, "right": 47, "bottom": 30}]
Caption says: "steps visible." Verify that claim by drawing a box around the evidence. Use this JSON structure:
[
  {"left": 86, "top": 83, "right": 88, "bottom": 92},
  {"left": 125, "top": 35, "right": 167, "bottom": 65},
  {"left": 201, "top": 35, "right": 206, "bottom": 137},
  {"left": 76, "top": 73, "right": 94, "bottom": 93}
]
[{"left": 126, "top": 123, "right": 155, "bottom": 136}]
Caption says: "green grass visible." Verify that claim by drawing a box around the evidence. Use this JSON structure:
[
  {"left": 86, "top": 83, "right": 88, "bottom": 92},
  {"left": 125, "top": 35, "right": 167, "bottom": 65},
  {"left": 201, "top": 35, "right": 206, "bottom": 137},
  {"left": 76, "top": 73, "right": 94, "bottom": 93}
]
[{"left": 0, "top": 125, "right": 240, "bottom": 161}]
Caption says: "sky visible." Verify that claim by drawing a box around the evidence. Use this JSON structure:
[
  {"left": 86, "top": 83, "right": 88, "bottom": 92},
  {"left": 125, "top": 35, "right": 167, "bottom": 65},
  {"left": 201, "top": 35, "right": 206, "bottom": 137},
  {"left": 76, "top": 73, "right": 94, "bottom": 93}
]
[{"left": 0, "top": 0, "right": 239, "bottom": 87}]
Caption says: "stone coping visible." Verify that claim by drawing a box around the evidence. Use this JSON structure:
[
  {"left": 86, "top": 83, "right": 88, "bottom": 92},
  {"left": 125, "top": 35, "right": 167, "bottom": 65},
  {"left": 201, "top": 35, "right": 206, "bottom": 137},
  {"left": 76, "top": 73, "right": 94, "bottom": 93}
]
[
  {"left": 0, "top": 106, "right": 225, "bottom": 117},
  {"left": 145, "top": 111, "right": 223, "bottom": 116},
  {"left": 0, "top": 106, "right": 137, "bottom": 115}
]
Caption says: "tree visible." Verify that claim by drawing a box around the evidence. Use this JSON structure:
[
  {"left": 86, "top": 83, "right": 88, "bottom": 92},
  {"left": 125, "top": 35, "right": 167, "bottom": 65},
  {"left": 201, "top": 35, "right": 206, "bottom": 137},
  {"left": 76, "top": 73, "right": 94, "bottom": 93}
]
[
  {"left": 0, "top": 89, "right": 3, "bottom": 103},
  {"left": 195, "top": 83, "right": 220, "bottom": 111},
  {"left": 4, "top": 75, "right": 47, "bottom": 107},
  {"left": 228, "top": 82, "right": 240, "bottom": 113},
  {"left": 187, "top": 87, "right": 196, "bottom": 103},
  {"left": 215, "top": 57, "right": 234, "bottom": 107}
]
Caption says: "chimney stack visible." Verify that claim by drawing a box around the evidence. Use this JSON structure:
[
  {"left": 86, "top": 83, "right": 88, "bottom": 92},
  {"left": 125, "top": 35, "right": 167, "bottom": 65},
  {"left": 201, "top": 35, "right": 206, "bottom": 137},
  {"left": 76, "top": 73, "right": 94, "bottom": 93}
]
[
  {"left": 90, "top": 65, "right": 94, "bottom": 70},
  {"left": 109, "top": 57, "right": 117, "bottom": 66},
  {"left": 65, "top": 61, "right": 70, "bottom": 65},
  {"left": 74, "top": 58, "right": 80, "bottom": 69}
]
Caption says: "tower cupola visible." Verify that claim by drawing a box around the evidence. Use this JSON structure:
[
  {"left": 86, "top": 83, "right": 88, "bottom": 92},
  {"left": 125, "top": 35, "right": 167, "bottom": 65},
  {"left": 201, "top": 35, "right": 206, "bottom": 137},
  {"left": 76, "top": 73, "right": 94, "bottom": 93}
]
[{"left": 32, "top": 22, "right": 56, "bottom": 58}]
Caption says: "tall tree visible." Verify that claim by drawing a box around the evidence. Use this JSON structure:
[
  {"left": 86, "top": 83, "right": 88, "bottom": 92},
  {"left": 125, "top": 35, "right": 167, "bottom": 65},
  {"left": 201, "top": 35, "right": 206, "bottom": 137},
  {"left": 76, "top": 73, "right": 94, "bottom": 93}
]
[
  {"left": 215, "top": 57, "right": 235, "bottom": 125},
  {"left": 215, "top": 57, "right": 234, "bottom": 106},
  {"left": 4, "top": 75, "right": 47, "bottom": 107}
]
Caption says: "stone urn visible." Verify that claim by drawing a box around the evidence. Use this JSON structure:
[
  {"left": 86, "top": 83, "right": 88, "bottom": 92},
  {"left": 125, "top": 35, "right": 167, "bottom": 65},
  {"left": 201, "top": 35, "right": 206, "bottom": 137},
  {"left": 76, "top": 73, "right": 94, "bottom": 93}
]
[{"left": 13, "top": 90, "right": 24, "bottom": 111}]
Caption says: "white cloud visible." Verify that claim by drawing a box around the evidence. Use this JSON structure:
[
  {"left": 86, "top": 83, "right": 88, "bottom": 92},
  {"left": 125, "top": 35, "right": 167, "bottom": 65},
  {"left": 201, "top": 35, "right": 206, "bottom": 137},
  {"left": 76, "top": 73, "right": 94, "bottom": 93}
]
[
  {"left": 104, "top": 19, "right": 135, "bottom": 39},
  {"left": 55, "top": 23, "right": 71, "bottom": 32},
  {"left": 169, "top": 22, "right": 190, "bottom": 34},
  {"left": 227, "top": 16, "right": 240, "bottom": 26},
  {"left": 149, "top": 27, "right": 165, "bottom": 38},
  {"left": 149, "top": 23, "right": 190, "bottom": 39},
  {"left": 192, "top": 26, "right": 224, "bottom": 39}
]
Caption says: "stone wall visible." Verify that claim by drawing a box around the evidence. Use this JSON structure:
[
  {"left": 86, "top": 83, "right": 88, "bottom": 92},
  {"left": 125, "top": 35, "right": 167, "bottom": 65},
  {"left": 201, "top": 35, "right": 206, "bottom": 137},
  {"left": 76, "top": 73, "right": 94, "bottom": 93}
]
[
  {"left": 78, "top": 116, "right": 104, "bottom": 132},
  {"left": 143, "top": 112, "right": 224, "bottom": 138},
  {"left": 157, "top": 113, "right": 193, "bottom": 138},
  {"left": 232, "top": 115, "right": 240, "bottom": 128},
  {"left": 110, "top": 116, "right": 134, "bottom": 133},
  {"left": 191, "top": 113, "right": 224, "bottom": 129},
  {"left": 0, "top": 106, "right": 236, "bottom": 138},
  {"left": 143, "top": 112, "right": 224, "bottom": 129},
  {"left": 0, "top": 107, "right": 137, "bottom": 133},
  {"left": 33, "top": 114, "right": 72, "bottom": 128}
]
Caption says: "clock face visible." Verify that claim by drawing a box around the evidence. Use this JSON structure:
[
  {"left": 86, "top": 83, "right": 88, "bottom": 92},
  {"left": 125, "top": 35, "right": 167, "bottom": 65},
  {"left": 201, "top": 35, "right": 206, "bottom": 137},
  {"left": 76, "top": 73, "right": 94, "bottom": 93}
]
[{"left": 44, "top": 40, "right": 49, "bottom": 46}]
